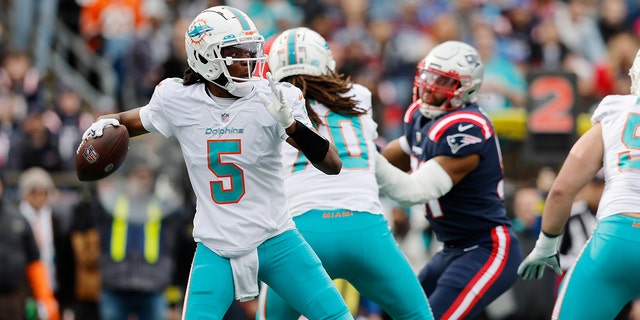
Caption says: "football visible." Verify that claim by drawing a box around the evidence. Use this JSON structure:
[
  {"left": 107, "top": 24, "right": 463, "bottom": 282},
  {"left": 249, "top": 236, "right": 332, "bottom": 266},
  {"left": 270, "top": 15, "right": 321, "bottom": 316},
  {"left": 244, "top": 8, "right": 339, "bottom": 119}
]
[{"left": 75, "top": 125, "right": 129, "bottom": 181}]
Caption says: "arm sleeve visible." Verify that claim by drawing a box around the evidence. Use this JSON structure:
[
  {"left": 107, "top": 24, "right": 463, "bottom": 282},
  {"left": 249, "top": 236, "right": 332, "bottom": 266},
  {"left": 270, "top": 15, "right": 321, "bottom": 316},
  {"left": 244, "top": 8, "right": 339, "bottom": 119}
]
[{"left": 375, "top": 152, "right": 453, "bottom": 207}]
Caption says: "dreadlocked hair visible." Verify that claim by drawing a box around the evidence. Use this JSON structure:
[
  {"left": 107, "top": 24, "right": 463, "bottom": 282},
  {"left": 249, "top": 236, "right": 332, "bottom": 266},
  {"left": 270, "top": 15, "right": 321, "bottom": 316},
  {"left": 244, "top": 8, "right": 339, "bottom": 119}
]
[
  {"left": 183, "top": 68, "right": 206, "bottom": 86},
  {"left": 283, "top": 72, "right": 367, "bottom": 127}
]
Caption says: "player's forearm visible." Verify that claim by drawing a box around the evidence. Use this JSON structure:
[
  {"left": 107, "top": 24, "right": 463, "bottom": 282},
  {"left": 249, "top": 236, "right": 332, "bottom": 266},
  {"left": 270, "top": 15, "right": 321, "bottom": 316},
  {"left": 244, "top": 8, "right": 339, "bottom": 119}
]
[
  {"left": 381, "top": 139, "right": 411, "bottom": 172},
  {"left": 97, "top": 108, "right": 148, "bottom": 137},
  {"left": 541, "top": 125, "right": 604, "bottom": 236},
  {"left": 375, "top": 153, "right": 452, "bottom": 207},
  {"left": 540, "top": 187, "right": 575, "bottom": 236},
  {"left": 287, "top": 120, "right": 341, "bottom": 175},
  {"left": 310, "top": 143, "right": 341, "bottom": 175}
]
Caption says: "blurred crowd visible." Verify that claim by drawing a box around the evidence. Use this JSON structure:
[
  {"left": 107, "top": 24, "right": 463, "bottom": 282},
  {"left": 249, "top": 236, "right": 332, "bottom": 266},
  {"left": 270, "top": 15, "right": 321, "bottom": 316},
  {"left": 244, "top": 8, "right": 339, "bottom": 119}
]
[
  {"left": 0, "top": 0, "right": 639, "bottom": 319},
  {"left": 0, "top": 0, "right": 638, "bottom": 169}
]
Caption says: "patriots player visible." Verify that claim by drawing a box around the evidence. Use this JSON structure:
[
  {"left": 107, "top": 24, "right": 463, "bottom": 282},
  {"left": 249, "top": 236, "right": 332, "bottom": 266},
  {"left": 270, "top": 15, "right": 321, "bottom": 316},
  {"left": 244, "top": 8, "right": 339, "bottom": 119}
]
[
  {"left": 375, "top": 41, "right": 522, "bottom": 319},
  {"left": 517, "top": 49, "right": 640, "bottom": 319},
  {"left": 256, "top": 27, "right": 433, "bottom": 320},
  {"left": 78, "top": 6, "right": 355, "bottom": 320}
]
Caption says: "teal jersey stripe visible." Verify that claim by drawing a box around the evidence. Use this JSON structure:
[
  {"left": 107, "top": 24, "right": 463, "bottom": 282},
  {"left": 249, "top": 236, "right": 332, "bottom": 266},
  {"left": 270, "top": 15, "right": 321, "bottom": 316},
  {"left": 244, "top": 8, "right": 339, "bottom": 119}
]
[
  {"left": 287, "top": 29, "right": 297, "bottom": 65},
  {"left": 225, "top": 6, "right": 250, "bottom": 30}
]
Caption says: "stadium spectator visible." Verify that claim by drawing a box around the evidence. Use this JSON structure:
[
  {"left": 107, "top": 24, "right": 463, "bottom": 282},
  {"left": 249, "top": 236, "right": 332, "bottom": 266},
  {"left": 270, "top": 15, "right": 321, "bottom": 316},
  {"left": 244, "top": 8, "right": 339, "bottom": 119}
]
[
  {"left": 0, "top": 172, "right": 59, "bottom": 320},
  {"left": 17, "top": 167, "right": 72, "bottom": 319}
]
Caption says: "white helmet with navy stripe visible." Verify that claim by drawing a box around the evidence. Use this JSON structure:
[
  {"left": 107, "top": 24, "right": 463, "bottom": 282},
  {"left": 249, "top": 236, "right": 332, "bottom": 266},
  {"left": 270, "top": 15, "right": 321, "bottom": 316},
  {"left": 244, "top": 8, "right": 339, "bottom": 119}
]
[
  {"left": 267, "top": 27, "right": 336, "bottom": 82},
  {"left": 185, "top": 6, "right": 266, "bottom": 95},
  {"left": 414, "top": 41, "right": 484, "bottom": 119}
]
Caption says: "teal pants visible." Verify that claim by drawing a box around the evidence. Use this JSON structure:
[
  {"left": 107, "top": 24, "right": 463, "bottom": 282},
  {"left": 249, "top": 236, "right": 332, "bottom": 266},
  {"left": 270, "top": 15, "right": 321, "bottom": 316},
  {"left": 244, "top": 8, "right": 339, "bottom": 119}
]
[
  {"left": 183, "top": 229, "right": 353, "bottom": 320},
  {"left": 553, "top": 214, "right": 640, "bottom": 319},
  {"left": 260, "top": 210, "right": 433, "bottom": 320}
]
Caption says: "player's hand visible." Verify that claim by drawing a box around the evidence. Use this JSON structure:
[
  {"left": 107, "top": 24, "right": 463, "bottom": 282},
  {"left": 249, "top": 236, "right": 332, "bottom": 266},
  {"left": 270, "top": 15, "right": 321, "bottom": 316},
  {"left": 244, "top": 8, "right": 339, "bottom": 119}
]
[
  {"left": 258, "top": 72, "right": 294, "bottom": 128},
  {"left": 82, "top": 118, "right": 120, "bottom": 140},
  {"left": 517, "top": 232, "right": 562, "bottom": 280}
]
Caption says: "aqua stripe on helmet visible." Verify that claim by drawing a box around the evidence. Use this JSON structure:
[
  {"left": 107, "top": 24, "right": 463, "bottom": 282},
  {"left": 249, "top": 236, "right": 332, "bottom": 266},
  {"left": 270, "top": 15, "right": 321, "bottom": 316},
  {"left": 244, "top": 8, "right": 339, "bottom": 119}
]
[
  {"left": 287, "top": 29, "right": 297, "bottom": 65},
  {"left": 225, "top": 6, "right": 250, "bottom": 30}
]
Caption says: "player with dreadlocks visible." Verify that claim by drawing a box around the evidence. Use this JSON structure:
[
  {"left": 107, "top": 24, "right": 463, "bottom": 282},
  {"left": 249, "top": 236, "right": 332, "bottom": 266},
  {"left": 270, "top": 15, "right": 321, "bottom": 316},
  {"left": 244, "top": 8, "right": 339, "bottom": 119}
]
[{"left": 256, "top": 27, "right": 433, "bottom": 320}]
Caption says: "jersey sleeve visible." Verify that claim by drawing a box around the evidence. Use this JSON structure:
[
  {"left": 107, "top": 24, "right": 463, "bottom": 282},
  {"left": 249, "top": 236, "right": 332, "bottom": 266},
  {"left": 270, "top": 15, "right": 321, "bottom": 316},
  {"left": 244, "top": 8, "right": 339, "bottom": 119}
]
[
  {"left": 139, "top": 78, "right": 176, "bottom": 138},
  {"left": 351, "top": 84, "right": 379, "bottom": 141},
  {"left": 428, "top": 113, "right": 491, "bottom": 157},
  {"left": 402, "top": 101, "right": 421, "bottom": 142},
  {"left": 591, "top": 95, "right": 629, "bottom": 125}
]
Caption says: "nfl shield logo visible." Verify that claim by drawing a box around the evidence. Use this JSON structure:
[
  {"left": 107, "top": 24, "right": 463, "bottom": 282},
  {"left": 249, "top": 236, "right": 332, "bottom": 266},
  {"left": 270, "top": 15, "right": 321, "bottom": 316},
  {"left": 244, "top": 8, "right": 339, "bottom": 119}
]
[
  {"left": 221, "top": 113, "right": 229, "bottom": 122},
  {"left": 83, "top": 145, "right": 99, "bottom": 164}
]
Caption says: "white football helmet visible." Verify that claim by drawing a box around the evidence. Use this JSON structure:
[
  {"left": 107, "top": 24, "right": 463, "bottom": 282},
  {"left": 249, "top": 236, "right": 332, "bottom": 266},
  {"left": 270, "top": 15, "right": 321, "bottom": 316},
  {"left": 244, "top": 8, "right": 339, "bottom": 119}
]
[
  {"left": 185, "top": 6, "right": 266, "bottom": 96},
  {"left": 629, "top": 48, "right": 640, "bottom": 95},
  {"left": 413, "top": 41, "right": 484, "bottom": 119},
  {"left": 267, "top": 27, "right": 336, "bottom": 82}
]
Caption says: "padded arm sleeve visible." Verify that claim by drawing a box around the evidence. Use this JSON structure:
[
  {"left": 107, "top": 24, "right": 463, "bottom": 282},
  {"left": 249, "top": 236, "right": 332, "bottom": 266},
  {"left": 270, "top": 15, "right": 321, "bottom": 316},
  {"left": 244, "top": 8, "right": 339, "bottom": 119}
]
[
  {"left": 375, "top": 152, "right": 453, "bottom": 207},
  {"left": 288, "top": 120, "right": 330, "bottom": 163}
]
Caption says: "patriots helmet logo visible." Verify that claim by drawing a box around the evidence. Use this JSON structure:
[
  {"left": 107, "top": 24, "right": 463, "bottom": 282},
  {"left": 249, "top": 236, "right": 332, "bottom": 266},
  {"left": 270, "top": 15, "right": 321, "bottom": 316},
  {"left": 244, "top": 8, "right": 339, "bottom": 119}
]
[
  {"left": 446, "top": 133, "right": 482, "bottom": 154},
  {"left": 465, "top": 54, "right": 481, "bottom": 71}
]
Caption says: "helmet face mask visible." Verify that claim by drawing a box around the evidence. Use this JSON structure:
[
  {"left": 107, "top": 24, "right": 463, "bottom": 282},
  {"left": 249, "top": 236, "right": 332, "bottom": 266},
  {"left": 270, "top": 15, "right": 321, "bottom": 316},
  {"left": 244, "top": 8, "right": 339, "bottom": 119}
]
[
  {"left": 185, "top": 6, "right": 266, "bottom": 96},
  {"left": 267, "top": 27, "right": 336, "bottom": 82},
  {"left": 414, "top": 41, "right": 484, "bottom": 119},
  {"left": 218, "top": 41, "right": 266, "bottom": 82}
]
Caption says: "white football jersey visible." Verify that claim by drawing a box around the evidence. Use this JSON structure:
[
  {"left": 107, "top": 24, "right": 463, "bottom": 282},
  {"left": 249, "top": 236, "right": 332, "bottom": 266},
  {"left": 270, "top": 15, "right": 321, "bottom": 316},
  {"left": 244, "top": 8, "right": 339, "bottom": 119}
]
[
  {"left": 591, "top": 94, "right": 640, "bottom": 219},
  {"left": 139, "top": 78, "right": 311, "bottom": 257},
  {"left": 281, "top": 84, "right": 384, "bottom": 217}
]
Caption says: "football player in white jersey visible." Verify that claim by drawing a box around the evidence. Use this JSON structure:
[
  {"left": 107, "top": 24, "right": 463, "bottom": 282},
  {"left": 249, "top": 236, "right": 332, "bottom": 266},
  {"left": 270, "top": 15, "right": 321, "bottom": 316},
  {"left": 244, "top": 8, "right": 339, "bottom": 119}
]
[
  {"left": 79, "top": 6, "right": 355, "bottom": 320},
  {"left": 256, "top": 27, "right": 433, "bottom": 320},
  {"left": 518, "top": 48, "right": 640, "bottom": 319}
]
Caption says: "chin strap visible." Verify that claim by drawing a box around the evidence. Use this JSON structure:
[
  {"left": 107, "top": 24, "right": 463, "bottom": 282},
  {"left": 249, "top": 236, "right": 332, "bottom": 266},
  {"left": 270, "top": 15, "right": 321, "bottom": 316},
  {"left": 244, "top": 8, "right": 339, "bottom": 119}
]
[{"left": 210, "top": 75, "right": 254, "bottom": 97}]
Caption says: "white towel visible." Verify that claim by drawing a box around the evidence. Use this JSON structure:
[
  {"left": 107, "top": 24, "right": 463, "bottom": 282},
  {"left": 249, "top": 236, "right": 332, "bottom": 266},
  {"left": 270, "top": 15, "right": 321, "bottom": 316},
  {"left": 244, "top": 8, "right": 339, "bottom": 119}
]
[{"left": 230, "top": 249, "right": 259, "bottom": 302}]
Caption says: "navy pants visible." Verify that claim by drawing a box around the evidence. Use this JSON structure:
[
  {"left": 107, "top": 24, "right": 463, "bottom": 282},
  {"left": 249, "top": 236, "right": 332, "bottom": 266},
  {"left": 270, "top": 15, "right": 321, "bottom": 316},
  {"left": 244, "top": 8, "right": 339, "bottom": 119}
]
[{"left": 419, "top": 225, "right": 522, "bottom": 319}]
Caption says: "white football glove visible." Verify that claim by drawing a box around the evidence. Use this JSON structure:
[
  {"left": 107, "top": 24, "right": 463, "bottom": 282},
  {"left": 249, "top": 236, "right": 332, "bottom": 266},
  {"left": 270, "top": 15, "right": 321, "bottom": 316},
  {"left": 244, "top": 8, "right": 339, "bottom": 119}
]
[
  {"left": 517, "top": 232, "right": 563, "bottom": 280},
  {"left": 258, "top": 72, "right": 295, "bottom": 128},
  {"left": 81, "top": 118, "right": 120, "bottom": 141}
]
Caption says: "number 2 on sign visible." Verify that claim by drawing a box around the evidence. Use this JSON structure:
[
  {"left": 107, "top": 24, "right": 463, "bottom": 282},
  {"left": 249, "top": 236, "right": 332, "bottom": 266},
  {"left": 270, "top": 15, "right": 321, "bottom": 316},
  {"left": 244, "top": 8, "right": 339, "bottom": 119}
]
[{"left": 528, "top": 75, "right": 574, "bottom": 133}]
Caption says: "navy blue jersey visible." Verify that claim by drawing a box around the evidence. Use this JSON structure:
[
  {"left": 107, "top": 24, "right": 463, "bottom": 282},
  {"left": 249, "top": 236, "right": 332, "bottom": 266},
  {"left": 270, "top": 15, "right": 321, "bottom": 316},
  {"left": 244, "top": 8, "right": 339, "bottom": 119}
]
[{"left": 402, "top": 102, "right": 511, "bottom": 244}]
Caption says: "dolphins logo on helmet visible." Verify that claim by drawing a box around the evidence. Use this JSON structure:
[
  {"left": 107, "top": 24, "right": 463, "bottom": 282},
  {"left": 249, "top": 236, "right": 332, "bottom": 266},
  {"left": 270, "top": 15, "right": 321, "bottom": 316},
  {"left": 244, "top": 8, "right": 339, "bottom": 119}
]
[
  {"left": 186, "top": 19, "right": 213, "bottom": 44},
  {"left": 184, "top": 6, "right": 266, "bottom": 97}
]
